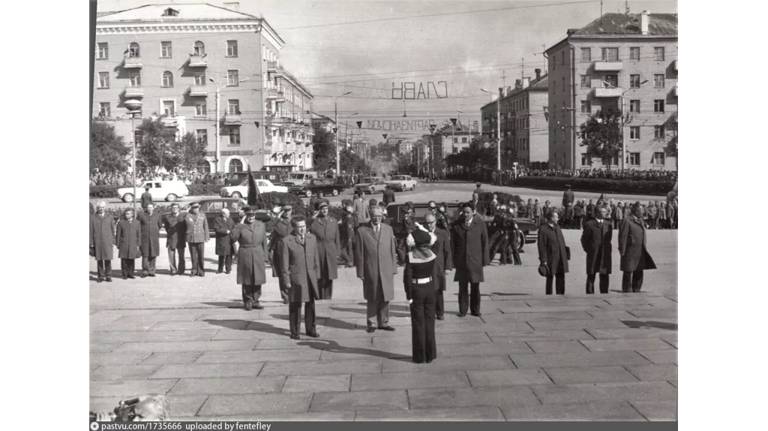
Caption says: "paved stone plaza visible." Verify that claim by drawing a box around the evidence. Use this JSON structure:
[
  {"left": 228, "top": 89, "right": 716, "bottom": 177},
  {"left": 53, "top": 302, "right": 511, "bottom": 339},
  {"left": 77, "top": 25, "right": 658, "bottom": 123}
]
[{"left": 90, "top": 229, "right": 677, "bottom": 421}]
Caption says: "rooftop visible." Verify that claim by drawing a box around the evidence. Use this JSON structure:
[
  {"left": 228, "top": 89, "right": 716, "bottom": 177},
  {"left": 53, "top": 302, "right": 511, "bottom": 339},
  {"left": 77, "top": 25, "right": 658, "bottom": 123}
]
[
  {"left": 97, "top": 3, "right": 259, "bottom": 22},
  {"left": 573, "top": 12, "right": 678, "bottom": 36}
]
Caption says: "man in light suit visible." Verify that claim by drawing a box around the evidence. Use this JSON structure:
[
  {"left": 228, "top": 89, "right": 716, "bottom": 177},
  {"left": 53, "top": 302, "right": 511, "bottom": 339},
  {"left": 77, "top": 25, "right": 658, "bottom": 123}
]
[
  {"left": 280, "top": 216, "right": 321, "bottom": 340},
  {"left": 355, "top": 206, "right": 398, "bottom": 333}
]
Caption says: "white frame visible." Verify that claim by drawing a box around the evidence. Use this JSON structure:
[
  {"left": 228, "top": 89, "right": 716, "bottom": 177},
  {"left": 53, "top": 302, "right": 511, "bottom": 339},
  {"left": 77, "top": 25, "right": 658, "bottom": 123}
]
[
  {"left": 98, "top": 71, "right": 110, "bottom": 89},
  {"left": 160, "top": 41, "right": 172, "bottom": 58},
  {"left": 161, "top": 71, "right": 173, "bottom": 88},
  {"left": 160, "top": 99, "right": 176, "bottom": 117}
]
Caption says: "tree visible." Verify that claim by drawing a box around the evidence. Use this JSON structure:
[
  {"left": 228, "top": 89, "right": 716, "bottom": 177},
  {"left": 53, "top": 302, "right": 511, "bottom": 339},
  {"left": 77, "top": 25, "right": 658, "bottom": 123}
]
[
  {"left": 174, "top": 132, "right": 208, "bottom": 171},
  {"left": 312, "top": 128, "right": 335, "bottom": 172},
  {"left": 91, "top": 120, "right": 129, "bottom": 173},
  {"left": 579, "top": 110, "right": 622, "bottom": 169},
  {"left": 136, "top": 118, "right": 177, "bottom": 171},
  {"left": 339, "top": 148, "right": 369, "bottom": 174}
]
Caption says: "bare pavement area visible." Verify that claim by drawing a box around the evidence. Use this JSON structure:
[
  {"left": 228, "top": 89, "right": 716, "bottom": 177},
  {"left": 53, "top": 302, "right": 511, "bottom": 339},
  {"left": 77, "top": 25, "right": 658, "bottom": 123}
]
[{"left": 89, "top": 229, "right": 677, "bottom": 421}]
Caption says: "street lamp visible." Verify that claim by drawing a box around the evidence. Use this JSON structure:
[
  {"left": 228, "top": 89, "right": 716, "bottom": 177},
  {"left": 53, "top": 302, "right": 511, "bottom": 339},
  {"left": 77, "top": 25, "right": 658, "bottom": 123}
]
[
  {"left": 125, "top": 98, "right": 143, "bottom": 213},
  {"left": 603, "top": 79, "right": 648, "bottom": 171},
  {"left": 481, "top": 88, "right": 501, "bottom": 171},
  {"left": 334, "top": 91, "right": 352, "bottom": 175},
  {"left": 209, "top": 76, "right": 252, "bottom": 174}
]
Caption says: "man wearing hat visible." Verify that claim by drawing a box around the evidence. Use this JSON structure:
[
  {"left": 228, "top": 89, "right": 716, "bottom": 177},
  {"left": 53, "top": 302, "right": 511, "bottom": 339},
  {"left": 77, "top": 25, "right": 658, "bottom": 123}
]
[
  {"left": 140, "top": 185, "right": 153, "bottom": 210},
  {"left": 280, "top": 216, "right": 320, "bottom": 339},
  {"left": 538, "top": 209, "right": 569, "bottom": 295},
  {"left": 403, "top": 227, "right": 438, "bottom": 363},
  {"left": 581, "top": 206, "right": 613, "bottom": 294},
  {"left": 355, "top": 206, "right": 398, "bottom": 332},
  {"left": 310, "top": 200, "right": 340, "bottom": 299},
  {"left": 338, "top": 204, "right": 355, "bottom": 267},
  {"left": 116, "top": 208, "right": 141, "bottom": 279},
  {"left": 137, "top": 203, "right": 162, "bottom": 277},
  {"left": 619, "top": 202, "right": 657, "bottom": 292},
  {"left": 90, "top": 201, "right": 115, "bottom": 282},
  {"left": 270, "top": 205, "right": 293, "bottom": 304},
  {"left": 231, "top": 207, "right": 268, "bottom": 310},
  {"left": 451, "top": 201, "right": 489, "bottom": 317},
  {"left": 214, "top": 208, "right": 236, "bottom": 274},
  {"left": 162, "top": 203, "right": 187, "bottom": 275},
  {"left": 424, "top": 213, "right": 452, "bottom": 320},
  {"left": 185, "top": 202, "right": 209, "bottom": 277}
]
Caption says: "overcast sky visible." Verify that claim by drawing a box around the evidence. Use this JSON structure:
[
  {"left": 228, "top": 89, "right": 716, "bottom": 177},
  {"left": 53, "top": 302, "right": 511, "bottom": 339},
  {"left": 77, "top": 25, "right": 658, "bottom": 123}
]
[{"left": 97, "top": 0, "right": 677, "bottom": 140}]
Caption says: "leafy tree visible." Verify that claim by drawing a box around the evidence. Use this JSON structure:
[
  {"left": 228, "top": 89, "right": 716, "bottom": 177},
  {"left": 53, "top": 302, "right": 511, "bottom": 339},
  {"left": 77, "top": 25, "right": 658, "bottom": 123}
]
[
  {"left": 579, "top": 110, "right": 622, "bottom": 169},
  {"left": 136, "top": 118, "right": 177, "bottom": 171},
  {"left": 312, "top": 128, "right": 335, "bottom": 171},
  {"left": 91, "top": 120, "right": 129, "bottom": 173},
  {"left": 339, "top": 148, "right": 370, "bottom": 174},
  {"left": 174, "top": 132, "right": 208, "bottom": 171}
]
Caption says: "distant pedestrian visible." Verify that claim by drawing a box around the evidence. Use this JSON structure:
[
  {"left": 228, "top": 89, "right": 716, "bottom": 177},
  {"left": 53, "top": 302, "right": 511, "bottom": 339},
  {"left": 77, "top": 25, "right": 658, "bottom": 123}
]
[
  {"left": 137, "top": 203, "right": 161, "bottom": 277},
  {"left": 581, "top": 206, "right": 613, "bottom": 294},
  {"left": 140, "top": 185, "right": 153, "bottom": 209},
  {"left": 451, "top": 202, "right": 489, "bottom": 317},
  {"left": 214, "top": 208, "right": 235, "bottom": 274},
  {"left": 382, "top": 187, "right": 396, "bottom": 205},
  {"left": 537, "top": 209, "right": 569, "bottom": 295},
  {"left": 562, "top": 184, "right": 574, "bottom": 209},
  {"left": 162, "top": 203, "right": 186, "bottom": 275},
  {"left": 310, "top": 200, "right": 340, "bottom": 299},
  {"left": 352, "top": 191, "right": 369, "bottom": 227},
  {"left": 90, "top": 201, "right": 115, "bottom": 282},
  {"left": 185, "top": 202, "right": 209, "bottom": 277},
  {"left": 338, "top": 205, "right": 355, "bottom": 267},
  {"left": 231, "top": 207, "right": 268, "bottom": 310},
  {"left": 619, "top": 203, "right": 657, "bottom": 292},
  {"left": 280, "top": 216, "right": 320, "bottom": 339},
  {"left": 116, "top": 208, "right": 141, "bottom": 279}
]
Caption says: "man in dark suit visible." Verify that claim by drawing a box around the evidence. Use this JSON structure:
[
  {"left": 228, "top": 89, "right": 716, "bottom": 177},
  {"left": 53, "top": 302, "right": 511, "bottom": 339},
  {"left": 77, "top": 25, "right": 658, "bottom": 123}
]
[
  {"left": 280, "top": 216, "right": 321, "bottom": 340},
  {"left": 581, "top": 206, "right": 613, "bottom": 294},
  {"left": 451, "top": 202, "right": 489, "bottom": 317},
  {"left": 137, "top": 203, "right": 162, "bottom": 277},
  {"left": 162, "top": 203, "right": 187, "bottom": 275},
  {"left": 382, "top": 186, "right": 396, "bottom": 205},
  {"left": 619, "top": 202, "right": 657, "bottom": 292},
  {"left": 213, "top": 208, "right": 235, "bottom": 274},
  {"left": 538, "top": 209, "right": 569, "bottom": 295},
  {"left": 140, "top": 185, "right": 153, "bottom": 209},
  {"left": 425, "top": 213, "right": 452, "bottom": 320}
]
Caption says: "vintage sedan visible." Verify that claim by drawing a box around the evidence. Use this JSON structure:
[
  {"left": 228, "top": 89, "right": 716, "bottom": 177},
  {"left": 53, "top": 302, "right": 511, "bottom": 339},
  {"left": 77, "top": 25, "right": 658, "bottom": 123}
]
[
  {"left": 385, "top": 175, "right": 417, "bottom": 191},
  {"left": 117, "top": 180, "right": 189, "bottom": 203},
  {"left": 291, "top": 178, "right": 351, "bottom": 197},
  {"left": 183, "top": 198, "right": 272, "bottom": 235},
  {"left": 353, "top": 177, "right": 387, "bottom": 194},
  {"left": 219, "top": 179, "right": 289, "bottom": 199}
]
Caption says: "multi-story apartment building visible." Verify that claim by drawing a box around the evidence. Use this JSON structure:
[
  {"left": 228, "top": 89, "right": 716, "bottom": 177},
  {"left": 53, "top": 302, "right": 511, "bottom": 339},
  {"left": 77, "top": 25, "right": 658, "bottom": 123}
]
[
  {"left": 93, "top": 3, "right": 314, "bottom": 173},
  {"left": 481, "top": 70, "right": 549, "bottom": 168},
  {"left": 545, "top": 11, "right": 677, "bottom": 170}
]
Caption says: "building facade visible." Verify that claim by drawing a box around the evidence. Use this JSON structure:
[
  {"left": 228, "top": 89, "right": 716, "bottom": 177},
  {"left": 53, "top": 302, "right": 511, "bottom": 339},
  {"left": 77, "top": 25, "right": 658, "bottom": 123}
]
[
  {"left": 93, "top": 3, "right": 314, "bottom": 173},
  {"left": 545, "top": 11, "right": 678, "bottom": 171},
  {"left": 480, "top": 70, "right": 549, "bottom": 168}
]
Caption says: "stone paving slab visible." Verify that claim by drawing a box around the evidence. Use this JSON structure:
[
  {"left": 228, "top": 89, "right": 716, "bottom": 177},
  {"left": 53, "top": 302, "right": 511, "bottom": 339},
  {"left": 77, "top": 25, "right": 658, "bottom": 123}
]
[
  {"left": 355, "top": 406, "right": 505, "bottom": 421},
  {"left": 436, "top": 341, "right": 533, "bottom": 356},
  {"left": 90, "top": 343, "right": 121, "bottom": 353},
  {"left": 91, "top": 365, "right": 162, "bottom": 381},
  {"left": 282, "top": 375, "right": 351, "bottom": 393},
  {"left": 630, "top": 400, "right": 678, "bottom": 421},
  {"left": 502, "top": 401, "right": 646, "bottom": 421},
  {"left": 310, "top": 390, "right": 409, "bottom": 411},
  {"left": 90, "top": 378, "right": 179, "bottom": 398},
  {"left": 488, "top": 329, "right": 592, "bottom": 342},
  {"left": 484, "top": 311, "right": 595, "bottom": 322},
  {"left": 90, "top": 395, "right": 209, "bottom": 418},
  {"left": 543, "top": 366, "right": 639, "bottom": 385},
  {"left": 406, "top": 386, "right": 541, "bottom": 409},
  {"left": 381, "top": 355, "right": 514, "bottom": 373},
  {"left": 199, "top": 393, "right": 312, "bottom": 416},
  {"left": 627, "top": 309, "right": 678, "bottom": 319},
  {"left": 585, "top": 328, "right": 677, "bottom": 339},
  {"left": 531, "top": 381, "right": 676, "bottom": 404},
  {"left": 91, "top": 352, "right": 152, "bottom": 366},
  {"left": 527, "top": 318, "right": 631, "bottom": 330},
  {"left": 661, "top": 334, "right": 678, "bottom": 348},
  {"left": 114, "top": 340, "right": 258, "bottom": 353},
  {"left": 196, "top": 349, "right": 323, "bottom": 363},
  {"left": 581, "top": 338, "right": 674, "bottom": 352},
  {"left": 169, "top": 376, "right": 286, "bottom": 395},
  {"left": 350, "top": 371, "right": 470, "bottom": 391},
  {"left": 151, "top": 362, "right": 266, "bottom": 379},
  {"left": 524, "top": 340, "right": 590, "bottom": 353},
  {"left": 626, "top": 364, "right": 678, "bottom": 382},
  {"left": 140, "top": 352, "right": 204, "bottom": 365},
  {"left": 91, "top": 330, "right": 220, "bottom": 343},
  {"left": 259, "top": 359, "right": 383, "bottom": 376},
  {"left": 510, "top": 350, "right": 651, "bottom": 368},
  {"left": 152, "top": 320, "right": 250, "bottom": 331},
  {"left": 372, "top": 331, "right": 491, "bottom": 347},
  {"left": 585, "top": 310, "right": 637, "bottom": 319},
  {"left": 637, "top": 350, "right": 678, "bottom": 365},
  {"left": 467, "top": 368, "right": 552, "bottom": 386}
]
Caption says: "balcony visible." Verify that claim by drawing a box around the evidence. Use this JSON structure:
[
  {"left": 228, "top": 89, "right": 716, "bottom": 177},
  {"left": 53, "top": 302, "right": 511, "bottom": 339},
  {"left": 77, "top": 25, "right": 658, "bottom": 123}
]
[
  {"left": 267, "top": 61, "right": 278, "bottom": 73},
  {"left": 672, "top": 85, "right": 677, "bottom": 97},
  {"left": 593, "top": 61, "right": 623, "bottom": 71},
  {"left": 123, "top": 57, "right": 143, "bottom": 69},
  {"left": 124, "top": 87, "right": 145, "bottom": 98},
  {"left": 188, "top": 54, "right": 207, "bottom": 68},
  {"left": 672, "top": 59, "right": 677, "bottom": 71},
  {"left": 266, "top": 88, "right": 285, "bottom": 101},
  {"left": 188, "top": 85, "right": 208, "bottom": 97},
  {"left": 161, "top": 117, "right": 178, "bottom": 128},
  {"left": 594, "top": 87, "right": 623, "bottom": 98},
  {"left": 223, "top": 114, "right": 242, "bottom": 125}
]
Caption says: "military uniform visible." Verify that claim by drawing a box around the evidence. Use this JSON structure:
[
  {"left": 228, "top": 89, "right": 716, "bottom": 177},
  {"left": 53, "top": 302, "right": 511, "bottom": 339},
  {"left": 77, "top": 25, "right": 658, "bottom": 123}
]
[
  {"left": 231, "top": 219, "right": 268, "bottom": 309},
  {"left": 270, "top": 217, "right": 293, "bottom": 303},
  {"left": 185, "top": 211, "right": 209, "bottom": 276},
  {"left": 338, "top": 212, "right": 355, "bottom": 267}
]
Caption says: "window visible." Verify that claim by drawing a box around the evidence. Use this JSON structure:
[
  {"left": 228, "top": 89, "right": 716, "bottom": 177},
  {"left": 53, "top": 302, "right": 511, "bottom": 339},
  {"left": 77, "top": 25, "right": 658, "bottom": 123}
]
[
  {"left": 630, "top": 126, "right": 640, "bottom": 140},
  {"left": 654, "top": 125, "right": 665, "bottom": 139},
  {"left": 128, "top": 71, "right": 141, "bottom": 87},
  {"left": 229, "top": 158, "right": 243, "bottom": 172},
  {"left": 580, "top": 100, "right": 591, "bottom": 114},
  {"left": 226, "top": 40, "right": 238, "bottom": 57},
  {"left": 630, "top": 74, "right": 641, "bottom": 88},
  {"left": 461, "top": 137, "right": 467, "bottom": 143},
  {"left": 227, "top": 99, "right": 240, "bottom": 115},
  {"left": 97, "top": 71, "right": 109, "bottom": 89},
  {"left": 229, "top": 128, "right": 241, "bottom": 146},
  {"left": 161, "top": 41, "right": 172, "bottom": 58},
  {"left": 601, "top": 47, "right": 619, "bottom": 62},
  {"left": 453, "top": 137, "right": 458, "bottom": 143},
  {"left": 581, "top": 153, "right": 590, "bottom": 166},
  {"left": 162, "top": 100, "right": 175, "bottom": 117},
  {"left": 628, "top": 152, "right": 640, "bottom": 166},
  {"left": 629, "top": 100, "right": 640, "bottom": 113},
  {"left": 193, "top": 41, "right": 205, "bottom": 56},
  {"left": 194, "top": 72, "right": 206, "bottom": 86},
  {"left": 580, "top": 74, "right": 591, "bottom": 88},
  {"left": 580, "top": 47, "right": 591, "bottom": 63},
  {"left": 654, "top": 74, "right": 665, "bottom": 88},
  {"left": 161, "top": 71, "right": 173, "bottom": 88},
  {"left": 654, "top": 47, "right": 665, "bottom": 61},
  {"left": 452, "top": 147, "right": 458, "bottom": 154},
  {"left": 98, "top": 102, "right": 110, "bottom": 117},
  {"left": 652, "top": 152, "right": 665, "bottom": 165},
  {"left": 97, "top": 42, "right": 108, "bottom": 60},
  {"left": 196, "top": 129, "right": 208, "bottom": 145},
  {"left": 195, "top": 101, "right": 207, "bottom": 116},
  {"left": 630, "top": 47, "right": 640, "bottom": 61},
  {"left": 604, "top": 74, "right": 618, "bottom": 88},
  {"left": 227, "top": 70, "right": 239, "bottom": 87},
  {"left": 128, "top": 42, "right": 140, "bottom": 57},
  {"left": 561, "top": 50, "right": 566, "bottom": 65},
  {"left": 654, "top": 99, "right": 665, "bottom": 113}
]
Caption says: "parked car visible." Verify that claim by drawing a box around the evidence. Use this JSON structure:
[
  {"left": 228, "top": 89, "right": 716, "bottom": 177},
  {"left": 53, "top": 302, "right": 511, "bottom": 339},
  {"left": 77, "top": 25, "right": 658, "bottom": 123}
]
[
  {"left": 117, "top": 180, "right": 189, "bottom": 203},
  {"left": 283, "top": 171, "right": 318, "bottom": 187},
  {"left": 219, "top": 179, "right": 289, "bottom": 199},
  {"left": 385, "top": 175, "right": 417, "bottom": 191},
  {"left": 292, "top": 178, "right": 350, "bottom": 197},
  {"left": 224, "top": 171, "right": 285, "bottom": 187},
  {"left": 354, "top": 177, "right": 387, "bottom": 194}
]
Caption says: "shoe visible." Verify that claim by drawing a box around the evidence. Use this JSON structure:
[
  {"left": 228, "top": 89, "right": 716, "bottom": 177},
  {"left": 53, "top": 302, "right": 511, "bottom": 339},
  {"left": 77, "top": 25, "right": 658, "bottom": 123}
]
[
  {"left": 366, "top": 327, "right": 376, "bottom": 333},
  {"left": 244, "top": 300, "right": 253, "bottom": 311},
  {"left": 122, "top": 275, "right": 127, "bottom": 280},
  {"left": 457, "top": 312, "right": 466, "bottom": 317},
  {"left": 378, "top": 325, "right": 396, "bottom": 331},
  {"left": 471, "top": 312, "right": 482, "bottom": 317},
  {"left": 199, "top": 273, "right": 205, "bottom": 277},
  {"left": 106, "top": 277, "right": 112, "bottom": 282},
  {"left": 225, "top": 270, "right": 231, "bottom": 274},
  {"left": 169, "top": 273, "right": 175, "bottom": 277},
  {"left": 306, "top": 331, "right": 320, "bottom": 338},
  {"left": 96, "top": 277, "right": 103, "bottom": 283},
  {"left": 149, "top": 273, "right": 156, "bottom": 277},
  {"left": 217, "top": 270, "right": 223, "bottom": 274},
  {"left": 253, "top": 302, "right": 264, "bottom": 310},
  {"left": 128, "top": 274, "right": 135, "bottom": 279},
  {"left": 141, "top": 273, "right": 147, "bottom": 278},
  {"left": 436, "top": 315, "right": 444, "bottom": 320},
  {"left": 290, "top": 334, "right": 301, "bottom": 340}
]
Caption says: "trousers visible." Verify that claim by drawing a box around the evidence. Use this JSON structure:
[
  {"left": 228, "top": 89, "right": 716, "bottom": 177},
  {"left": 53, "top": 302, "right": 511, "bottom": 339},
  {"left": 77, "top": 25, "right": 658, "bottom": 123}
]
[
  {"left": 141, "top": 255, "right": 157, "bottom": 275},
  {"left": 622, "top": 270, "right": 644, "bottom": 292},
  {"left": 96, "top": 260, "right": 112, "bottom": 278},
  {"left": 366, "top": 284, "right": 390, "bottom": 328},
  {"left": 167, "top": 247, "right": 186, "bottom": 274},
  {"left": 458, "top": 281, "right": 480, "bottom": 315},
  {"left": 241, "top": 284, "right": 262, "bottom": 305},
  {"left": 410, "top": 283, "right": 437, "bottom": 363},
  {"left": 318, "top": 279, "right": 333, "bottom": 299},
  {"left": 546, "top": 273, "right": 566, "bottom": 295},
  {"left": 217, "top": 255, "right": 233, "bottom": 273},
  {"left": 289, "top": 298, "right": 316, "bottom": 337},
  {"left": 188, "top": 242, "right": 205, "bottom": 276},
  {"left": 120, "top": 259, "right": 135, "bottom": 276},
  {"left": 587, "top": 273, "right": 610, "bottom": 294}
]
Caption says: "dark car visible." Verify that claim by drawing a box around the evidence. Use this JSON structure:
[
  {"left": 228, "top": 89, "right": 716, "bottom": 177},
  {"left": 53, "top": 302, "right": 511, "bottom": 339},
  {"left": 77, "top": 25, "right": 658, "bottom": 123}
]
[
  {"left": 224, "top": 171, "right": 286, "bottom": 187},
  {"left": 293, "top": 178, "right": 350, "bottom": 198},
  {"left": 184, "top": 198, "right": 272, "bottom": 235}
]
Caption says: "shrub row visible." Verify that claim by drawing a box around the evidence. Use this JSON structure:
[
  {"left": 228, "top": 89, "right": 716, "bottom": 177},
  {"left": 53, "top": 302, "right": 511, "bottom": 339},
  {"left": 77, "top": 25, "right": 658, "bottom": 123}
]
[{"left": 512, "top": 176, "right": 674, "bottom": 195}]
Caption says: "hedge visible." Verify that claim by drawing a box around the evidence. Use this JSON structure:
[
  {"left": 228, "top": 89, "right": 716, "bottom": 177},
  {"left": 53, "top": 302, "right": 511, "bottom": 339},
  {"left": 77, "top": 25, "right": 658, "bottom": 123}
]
[{"left": 512, "top": 176, "right": 674, "bottom": 195}]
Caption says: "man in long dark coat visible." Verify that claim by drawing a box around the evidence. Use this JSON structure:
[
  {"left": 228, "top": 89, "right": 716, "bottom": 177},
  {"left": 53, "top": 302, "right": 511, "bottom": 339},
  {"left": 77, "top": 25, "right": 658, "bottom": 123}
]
[
  {"left": 451, "top": 202, "right": 489, "bottom": 317},
  {"left": 270, "top": 205, "right": 293, "bottom": 304},
  {"left": 562, "top": 184, "right": 575, "bottom": 209},
  {"left": 140, "top": 185, "right": 153, "bottom": 209},
  {"left": 619, "top": 202, "right": 657, "bottom": 292},
  {"left": 116, "top": 208, "right": 141, "bottom": 279},
  {"left": 137, "top": 203, "right": 162, "bottom": 277},
  {"left": 90, "top": 201, "right": 115, "bottom": 282},
  {"left": 338, "top": 205, "right": 355, "bottom": 267},
  {"left": 581, "top": 206, "right": 613, "bottom": 294},
  {"left": 538, "top": 209, "right": 569, "bottom": 295},
  {"left": 425, "top": 213, "right": 452, "bottom": 320},
  {"left": 231, "top": 207, "right": 269, "bottom": 310},
  {"left": 382, "top": 187, "right": 396, "bottom": 205},
  {"left": 214, "top": 208, "right": 236, "bottom": 274},
  {"left": 355, "top": 206, "right": 398, "bottom": 333},
  {"left": 185, "top": 202, "right": 209, "bottom": 277},
  {"left": 280, "top": 216, "right": 321, "bottom": 339},
  {"left": 162, "top": 203, "right": 186, "bottom": 275},
  {"left": 310, "top": 201, "right": 340, "bottom": 299}
]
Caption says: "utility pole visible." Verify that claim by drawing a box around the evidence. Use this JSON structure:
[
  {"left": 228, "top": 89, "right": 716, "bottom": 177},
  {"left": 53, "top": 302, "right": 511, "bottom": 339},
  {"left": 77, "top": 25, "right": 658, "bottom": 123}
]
[
  {"left": 334, "top": 100, "right": 339, "bottom": 175},
  {"left": 496, "top": 90, "right": 501, "bottom": 171},
  {"left": 214, "top": 80, "right": 221, "bottom": 173}
]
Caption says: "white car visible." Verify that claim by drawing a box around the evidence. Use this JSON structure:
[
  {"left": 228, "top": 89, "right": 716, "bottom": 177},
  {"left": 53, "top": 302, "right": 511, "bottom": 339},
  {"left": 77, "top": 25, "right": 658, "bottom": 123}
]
[
  {"left": 220, "top": 179, "right": 288, "bottom": 198},
  {"left": 385, "top": 175, "right": 418, "bottom": 191},
  {"left": 118, "top": 180, "right": 189, "bottom": 203}
]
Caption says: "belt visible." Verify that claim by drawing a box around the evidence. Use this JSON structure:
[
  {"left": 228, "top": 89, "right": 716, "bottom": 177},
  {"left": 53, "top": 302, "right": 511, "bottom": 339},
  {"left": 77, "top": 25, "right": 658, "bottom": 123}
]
[
  {"left": 240, "top": 245, "right": 260, "bottom": 248},
  {"left": 412, "top": 277, "right": 432, "bottom": 285}
]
